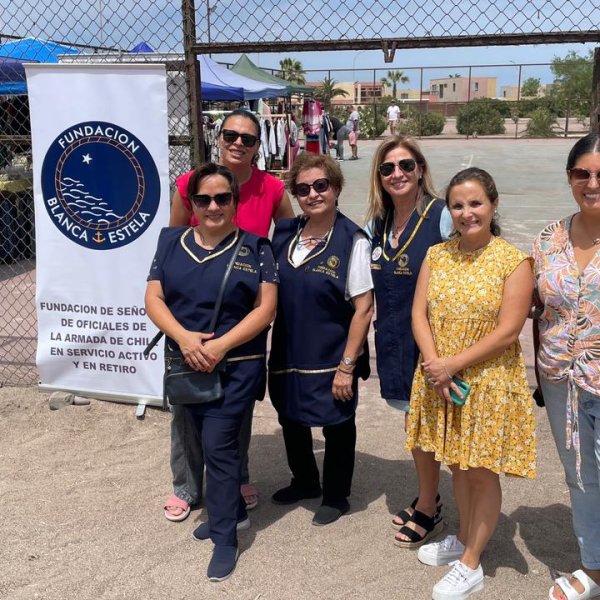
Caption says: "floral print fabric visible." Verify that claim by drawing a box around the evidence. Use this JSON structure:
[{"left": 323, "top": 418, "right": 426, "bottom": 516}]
[
  {"left": 532, "top": 215, "right": 600, "bottom": 395},
  {"left": 406, "top": 237, "right": 536, "bottom": 479}
]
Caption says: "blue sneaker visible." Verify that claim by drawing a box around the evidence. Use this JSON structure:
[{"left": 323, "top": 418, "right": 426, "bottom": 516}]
[
  {"left": 192, "top": 517, "right": 250, "bottom": 541},
  {"left": 207, "top": 545, "right": 239, "bottom": 582}
]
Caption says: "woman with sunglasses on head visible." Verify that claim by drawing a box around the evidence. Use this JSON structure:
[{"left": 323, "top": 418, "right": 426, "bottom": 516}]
[
  {"left": 146, "top": 163, "right": 278, "bottom": 581},
  {"left": 365, "top": 136, "right": 452, "bottom": 548},
  {"left": 269, "top": 153, "right": 374, "bottom": 526},
  {"left": 407, "top": 167, "right": 535, "bottom": 599},
  {"left": 533, "top": 133, "right": 600, "bottom": 600},
  {"left": 164, "top": 108, "right": 294, "bottom": 522}
]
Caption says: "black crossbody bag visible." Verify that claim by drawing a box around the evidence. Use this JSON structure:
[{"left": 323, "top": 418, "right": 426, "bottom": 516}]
[{"left": 144, "top": 231, "right": 247, "bottom": 409}]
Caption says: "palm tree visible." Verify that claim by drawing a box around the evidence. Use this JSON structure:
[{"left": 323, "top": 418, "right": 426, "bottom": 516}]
[
  {"left": 278, "top": 58, "right": 306, "bottom": 85},
  {"left": 380, "top": 70, "right": 409, "bottom": 99},
  {"left": 313, "top": 77, "right": 349, "bottom": 110}
]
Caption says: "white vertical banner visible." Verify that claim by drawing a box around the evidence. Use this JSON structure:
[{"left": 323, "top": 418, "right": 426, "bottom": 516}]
[{"left": 26, "top": 64, "right": 169, "bottom": 405}]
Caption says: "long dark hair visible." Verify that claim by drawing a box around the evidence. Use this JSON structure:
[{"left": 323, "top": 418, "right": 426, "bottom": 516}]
[
  {"left": 186, "top": 162, "right": 240, "bottom": 209},
  {"left": 445, "top": 167, "right": 501, "bottom": 236},
  {"left": 566, "top": 133, "right": 600, "bottom": 170}
]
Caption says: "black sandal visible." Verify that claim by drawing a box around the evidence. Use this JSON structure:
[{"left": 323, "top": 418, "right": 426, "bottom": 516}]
[
  {"left": 393, "top": 508, "right": 445, "bottom": 549},
  {"left": 391, "top": 494, "right": 442, "bottom": 531}
]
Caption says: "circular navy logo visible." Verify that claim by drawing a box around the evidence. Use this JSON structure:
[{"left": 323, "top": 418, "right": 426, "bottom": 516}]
[{"left": 41, "top": 121, "right": 160, "bottom": 249}]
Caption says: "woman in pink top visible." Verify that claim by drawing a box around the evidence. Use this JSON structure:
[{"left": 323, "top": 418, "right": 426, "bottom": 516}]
[
  {"left": 164, "top": 109, "right": 294, "bottom": 522},
  {"left": 533, "top": 133, "right": 600, "bottom": 600},
  {"left": 169, "top": 109, "right": 294, "bottom": 233}
]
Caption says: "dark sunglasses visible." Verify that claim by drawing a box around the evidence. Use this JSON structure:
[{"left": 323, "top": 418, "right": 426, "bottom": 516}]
[
  {"left": 221, "top": 129, "right": 258, "bottom": 147},
  {"left": 569, "top": 167, "right": 600, "bottom": 185},
  {"left": 191, "top": 192, "right": 233, "bottom": 208},
  {"left": 295, "top": 178, "right": 330, "bottom": 197},
  {"left": 378, "top": 159, "right": 417, "bottom": 177}
]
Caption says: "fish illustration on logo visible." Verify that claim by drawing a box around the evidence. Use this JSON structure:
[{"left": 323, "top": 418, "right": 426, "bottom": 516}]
[{"left": 41, "top": 121, "right": 160, "bottom": 249}]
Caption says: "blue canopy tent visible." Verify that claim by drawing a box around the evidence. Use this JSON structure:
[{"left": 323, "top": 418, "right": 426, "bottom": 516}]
[
  {"left": 0, "top": 57, "right": 34, "bottom": 95},
  {"left": 0, "top": 37, "right": 80, "bottom": 63},
  {"left": 130, "top": 42, "right": 155, "bottom": 53},
  {"left": 0, "top": 37, "right": 80, "bottom": 95},
  {"left": 198, "top": 55, "right": 285, "bottom": 101}
]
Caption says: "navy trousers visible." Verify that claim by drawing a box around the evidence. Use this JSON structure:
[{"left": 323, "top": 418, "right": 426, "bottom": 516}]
[{"left": 188, "top": 408, "right": 247, "bottom": 546}]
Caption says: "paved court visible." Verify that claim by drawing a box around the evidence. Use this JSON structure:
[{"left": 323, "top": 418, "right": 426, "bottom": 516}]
[{"left": 0, "top": 136, "right": 585, "bottom": 600}]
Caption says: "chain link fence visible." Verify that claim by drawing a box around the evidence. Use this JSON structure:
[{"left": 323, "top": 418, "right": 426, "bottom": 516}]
[{"left": 1, "top": 0, "right": 599, "bottom": 385}]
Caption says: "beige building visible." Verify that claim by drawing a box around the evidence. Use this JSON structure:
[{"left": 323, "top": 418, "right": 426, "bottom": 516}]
[{"left": 429, "top": 76, "right": 496, "bottom": 102}]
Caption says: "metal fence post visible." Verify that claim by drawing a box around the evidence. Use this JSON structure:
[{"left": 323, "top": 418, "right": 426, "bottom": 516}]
[
  {"left": 182, "top": 0, "right": 204, "bottom": 167},
  {"left": 592, "top": 47, "right": 600, "bottom": 133}
]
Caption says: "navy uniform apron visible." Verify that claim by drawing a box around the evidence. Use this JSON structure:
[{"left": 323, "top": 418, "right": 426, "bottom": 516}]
[
  {"left": 156, "top": 226, "right": 268, "bottom": 417},
  {"left": 370, "top": 198, "right": 444, "bottom": 403},
  {"left": 268, "top": 213, "right": 369, "bottom": 427}
]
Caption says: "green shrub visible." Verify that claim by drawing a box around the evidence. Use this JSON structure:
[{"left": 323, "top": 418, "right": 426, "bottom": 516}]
[
  {"left": 456, "top": 99, "right": 505, "bottom": 135},
  {"left": 525, "top": 108, "right": 558, "bottom": 137},
  {"left": 358, "top": 105, "right": 387, "bottom": 139},
  {"left": 397, "top": 112, "right": 446, "bottom": 137}
]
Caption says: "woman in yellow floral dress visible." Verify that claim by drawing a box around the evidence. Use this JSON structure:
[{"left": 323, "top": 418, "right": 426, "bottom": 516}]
[{"left": 406, "top": 167, "right": 536, "bottom": 600}]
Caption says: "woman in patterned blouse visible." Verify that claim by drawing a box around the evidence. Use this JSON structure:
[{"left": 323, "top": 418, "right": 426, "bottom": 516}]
[{"left": 533, "top": 133, "right": 600, "bottom": 600}]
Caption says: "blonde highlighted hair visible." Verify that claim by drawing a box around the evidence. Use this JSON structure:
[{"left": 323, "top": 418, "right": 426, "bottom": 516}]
[{"left": 365, "top": 135, "right": 437, "bottom": 226}]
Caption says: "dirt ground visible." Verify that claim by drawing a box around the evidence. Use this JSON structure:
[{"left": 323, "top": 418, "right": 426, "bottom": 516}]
[{"left": 0, "top": 138, "right": 584, "bottom": 599}]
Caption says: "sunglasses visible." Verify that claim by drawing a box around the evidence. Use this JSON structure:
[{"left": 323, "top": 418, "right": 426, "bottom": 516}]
[
  {"left": 378, "top": 159, "right": 417, "bottom": 177},
  {"left": 295, "top": 178, "right": 330, "bottom": 197},
  {"left": 191, "top": 192, "right": 233, "bottom": 208},
  {"left": 569, "top": 167, "right": 600, "bottom": 185},
  {"left": 221, "top": 129, "right": 258, "bottom": 147}
]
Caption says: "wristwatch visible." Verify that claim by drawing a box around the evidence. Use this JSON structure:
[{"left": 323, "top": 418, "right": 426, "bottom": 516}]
[{"left": 340, "top": 357, "right": 355, "bottom": 367}]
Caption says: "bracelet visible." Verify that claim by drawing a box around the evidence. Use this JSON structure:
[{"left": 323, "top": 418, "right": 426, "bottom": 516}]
[
  {"left": 442, "top": 360, "right": 452, "bottom": 380},
  {"left": 337, "top": 367, "right": 353, "bottom": 375}
]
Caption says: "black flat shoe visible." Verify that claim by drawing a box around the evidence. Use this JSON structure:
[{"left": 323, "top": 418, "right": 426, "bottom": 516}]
[
  {"left": 312, "top": 500, "right": 350, "bottom": 526},
  {"left": 271, "top": 483, "right": 322, "bottom": 505}
]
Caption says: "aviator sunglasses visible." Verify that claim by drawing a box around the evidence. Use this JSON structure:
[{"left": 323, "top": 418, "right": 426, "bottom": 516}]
[
  {"left": 221, "top": 128, "right": 258, "bottom": 147},
  {"left": 569, "top": 167, "right": 600, "bottom": 185},
  {"left": 295, "top": 178, "right": 330, "bottom": 197},
  {"left": 378, "top": 158, "right": 417, "bottom": 177},
  {"left": 191, "top": 192, "right": 233, "bottom": 208}
]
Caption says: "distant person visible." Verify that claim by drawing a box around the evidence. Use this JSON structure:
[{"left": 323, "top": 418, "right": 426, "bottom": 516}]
[
  {"left": 408, "top": 168, "right": 536, "bottom": 600},
  {"left": 533, "top": 133, "right": 600, "bottom": 600},
  {"left": 329, "top": 115, "right": 347, "bottom": 160},
  {"left": 346, "top": 106, "right": 360, "bottom": 160},
  {"left": 386, "top": 100, "right": 401, "bottom": 135}
]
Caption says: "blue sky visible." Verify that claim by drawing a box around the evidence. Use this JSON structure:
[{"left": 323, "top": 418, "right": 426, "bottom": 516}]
[{"left": 1, "top": 0, "right": 596, "bottom": 90}]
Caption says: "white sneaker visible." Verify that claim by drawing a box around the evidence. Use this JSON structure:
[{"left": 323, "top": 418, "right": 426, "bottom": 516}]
[
  {"left": 418, "top": 534, "right": 465, "bottom": 566},
  {"left": 432, "top": 561, "right": 484, "bottom": 600}
]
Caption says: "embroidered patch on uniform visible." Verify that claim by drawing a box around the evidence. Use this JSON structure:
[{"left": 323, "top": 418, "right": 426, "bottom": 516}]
[
  {"left": 327, "top": 255, "right": 340, "bottom": 269},
  {"left": 371, "top": 246, "right": 382, "bottom": 261},
  {"left": 238, "top": 245, "right": 250, "bottom": 257},
  {"left": 397, "top": 253, "right": 409, "bottom": 268}
]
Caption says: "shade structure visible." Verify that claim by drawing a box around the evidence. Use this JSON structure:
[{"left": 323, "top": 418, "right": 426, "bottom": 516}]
[
  {"left": 231, "top": 54, "right": 312, "bottom": 95},
  {"left": 0, "top": 37, "right": 80, "bottom": 95},
  {"left": 0, "top": 37, "right": 80, "bottom": 63},
  {"left": 131, "top": 42, "right": 155, "bottom": 53},
  {"left": 198, "top": 55, "right": 285, "bottom": 101},
  {"left": 0, "top": 57, "right": 34, "bottom": 94}
]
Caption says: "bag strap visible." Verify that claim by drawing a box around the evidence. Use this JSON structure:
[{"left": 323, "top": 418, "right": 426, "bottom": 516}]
[{"left": 144, "top": 230, "right": 248, "bottom": 357}]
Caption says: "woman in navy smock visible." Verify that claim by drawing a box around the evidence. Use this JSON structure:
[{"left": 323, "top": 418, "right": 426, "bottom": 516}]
[
  {"left": 269, "top": 154, "right": 374, "bottom": 526},
  {"left": 145, "top": 163, "right": 277, "bottom": 582},
  {"left": 365, "top": 136, "right": 452, "bottom": 548}
]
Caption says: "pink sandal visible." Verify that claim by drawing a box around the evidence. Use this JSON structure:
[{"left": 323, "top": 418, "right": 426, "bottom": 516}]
[
  {"left": 163, "top": 494, "right": 190, "bottom": 522},
  {"left": 241, "top": 484, "right": 258, "bottom": 510}
]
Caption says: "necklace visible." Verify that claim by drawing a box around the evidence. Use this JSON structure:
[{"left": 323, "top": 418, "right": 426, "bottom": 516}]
[
  {"left": 299, "top": 221, "right": 334, "bottom": 248},
  {"left": 391, "top": 206, "right": 416, "bottom": 240}
]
